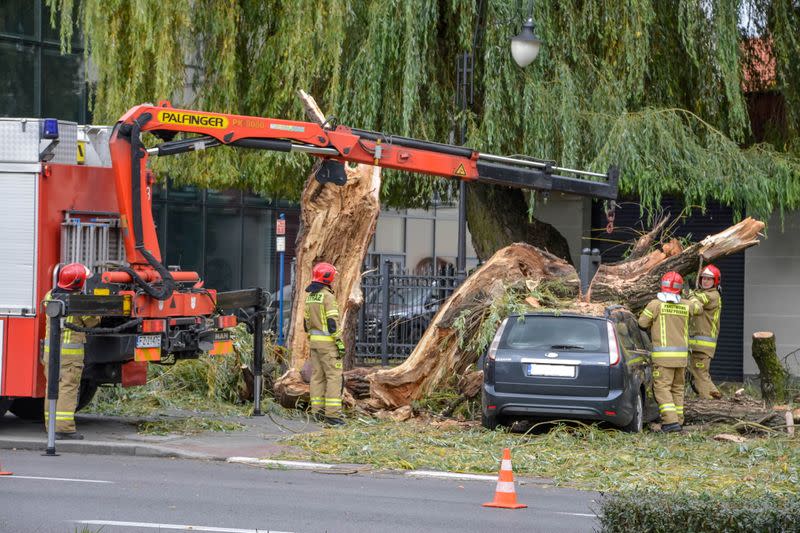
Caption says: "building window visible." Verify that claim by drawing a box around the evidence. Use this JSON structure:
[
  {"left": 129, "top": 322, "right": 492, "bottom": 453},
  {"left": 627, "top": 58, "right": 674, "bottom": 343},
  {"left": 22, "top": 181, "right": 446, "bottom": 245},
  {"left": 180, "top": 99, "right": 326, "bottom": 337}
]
[
  {"left": 0, "top": 0, "right": 87, "bottom": 122},
  {"left": 152, "top": 179, "right": 285, "bottom": 293}
]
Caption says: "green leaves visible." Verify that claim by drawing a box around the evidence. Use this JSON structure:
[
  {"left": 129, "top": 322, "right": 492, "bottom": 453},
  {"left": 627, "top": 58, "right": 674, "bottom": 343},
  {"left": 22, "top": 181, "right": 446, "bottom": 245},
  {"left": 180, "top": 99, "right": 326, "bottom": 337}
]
[{"left": 46, "top": 0, "right": 800, "bottom": 216}]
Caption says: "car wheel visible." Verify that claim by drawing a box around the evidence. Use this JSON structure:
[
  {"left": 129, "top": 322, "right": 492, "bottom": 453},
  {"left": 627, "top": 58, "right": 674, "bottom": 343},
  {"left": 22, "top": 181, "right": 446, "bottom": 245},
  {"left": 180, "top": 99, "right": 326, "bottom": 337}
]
[
  {"left": 621, "top": 392, "right": 644, "bottom": 433},
  {"left": 481, "top": 410, "right": 499, "bottom": 430}
]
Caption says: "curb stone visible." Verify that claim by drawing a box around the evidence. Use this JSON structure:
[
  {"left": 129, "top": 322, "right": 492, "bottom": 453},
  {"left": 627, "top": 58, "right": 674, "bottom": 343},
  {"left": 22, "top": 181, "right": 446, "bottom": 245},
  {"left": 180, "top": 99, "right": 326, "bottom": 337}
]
[{"left": 0, "top": 437, "right": 220, "bottom": 460}]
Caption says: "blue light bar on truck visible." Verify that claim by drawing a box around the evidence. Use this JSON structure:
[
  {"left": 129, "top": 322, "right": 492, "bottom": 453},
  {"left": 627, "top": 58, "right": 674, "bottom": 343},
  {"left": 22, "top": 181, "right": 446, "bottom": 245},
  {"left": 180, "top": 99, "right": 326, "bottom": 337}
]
[{"left": 41, "top": 119, "right": 59, "bottom": 140}]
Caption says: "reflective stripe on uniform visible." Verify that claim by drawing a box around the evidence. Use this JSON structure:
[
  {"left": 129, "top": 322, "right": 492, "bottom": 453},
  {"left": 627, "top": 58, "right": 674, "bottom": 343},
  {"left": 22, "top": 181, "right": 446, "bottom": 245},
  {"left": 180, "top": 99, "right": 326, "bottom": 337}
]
[
  {"left": 325, "top": 309, "right": 339, "bottom": 317},
  {"left": 310, "top": 335, "right": 335, "bottom": 342},
  {"left": 324, "top": 398, "right": 342, "bottom": 405},
  {"left": 689, "top": 336, "right": 717, "bottom": 348},
  {"left": 659, "top": 403, "right": 676, "bottom": 413},
  {"left": 711, "top": 301, "right": 722, "bottom": 338},
  {"left": 310, "top": 397, "right": 324, "bottom": 406},
  {"left": 45, "top": 411, "right": 74, "bottom": 421},
  {"left": 652, "top": 346, "right": 688, "bottom": 358},
  {"left": 696, "top": 292, "right": 710, "bottom": 304},
  {"left": 675, "top": 406, "right": 684, "bottom": 414},
  {"left": 44, "top": 342, "right": 85, "bottom": 355},
  {"left": 642, "top": 309, "right": 654, "bottom": 319},
  {"left": 652, "top": 351, "right": 688, "bottom": 359}
]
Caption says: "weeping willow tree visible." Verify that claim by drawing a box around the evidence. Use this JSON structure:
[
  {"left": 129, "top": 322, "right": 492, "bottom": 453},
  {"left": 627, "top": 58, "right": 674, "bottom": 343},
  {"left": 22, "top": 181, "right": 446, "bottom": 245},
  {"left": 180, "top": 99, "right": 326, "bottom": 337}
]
[{"left": 48, "top": 0, "right": 800, "bottom": 260}]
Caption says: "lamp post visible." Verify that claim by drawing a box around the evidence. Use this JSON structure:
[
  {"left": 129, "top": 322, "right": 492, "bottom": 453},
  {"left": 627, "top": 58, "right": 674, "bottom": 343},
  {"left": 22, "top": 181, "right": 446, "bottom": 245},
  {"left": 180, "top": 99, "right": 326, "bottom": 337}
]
[{"left": 455, "top": 1, "right": 542, "bottom": 277}]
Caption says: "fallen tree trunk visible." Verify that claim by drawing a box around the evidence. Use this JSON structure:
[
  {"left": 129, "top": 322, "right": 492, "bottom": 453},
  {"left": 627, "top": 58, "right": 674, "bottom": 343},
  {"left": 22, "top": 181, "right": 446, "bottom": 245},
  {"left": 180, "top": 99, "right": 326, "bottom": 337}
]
[
  {"left": 752, "top": 331, "right": 789, "bottom": 406},
  {"left": 368, "top": 244, "right": 582, "bottom": 410},
  {"left": 589, "top": 217, "right": 764, "bottom": 311}
]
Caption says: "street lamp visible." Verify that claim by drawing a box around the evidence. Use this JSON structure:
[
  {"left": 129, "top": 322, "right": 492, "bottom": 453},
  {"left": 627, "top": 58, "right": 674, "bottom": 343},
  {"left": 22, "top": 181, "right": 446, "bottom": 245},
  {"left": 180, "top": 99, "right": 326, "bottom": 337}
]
[
  {"left": 511, "top": 17, "right": 542, "bottom": 68},
  {"left": 455, "top": 3, "right": 543, "bottom": 278}
]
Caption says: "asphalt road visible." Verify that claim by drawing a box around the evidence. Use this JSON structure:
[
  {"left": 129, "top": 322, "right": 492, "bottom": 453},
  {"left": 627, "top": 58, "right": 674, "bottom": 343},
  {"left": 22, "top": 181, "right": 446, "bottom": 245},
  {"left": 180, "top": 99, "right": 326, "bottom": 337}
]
[{"left": 0, "top": 450, "right": 599, "bottom": 533}]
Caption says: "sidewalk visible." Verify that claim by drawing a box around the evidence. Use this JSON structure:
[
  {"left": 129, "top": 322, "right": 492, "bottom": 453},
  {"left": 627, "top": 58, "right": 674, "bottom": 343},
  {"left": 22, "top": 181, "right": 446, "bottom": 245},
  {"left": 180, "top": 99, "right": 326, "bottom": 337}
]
[{"left": 0, "top": 410, "right": 320, "bottom": 461}]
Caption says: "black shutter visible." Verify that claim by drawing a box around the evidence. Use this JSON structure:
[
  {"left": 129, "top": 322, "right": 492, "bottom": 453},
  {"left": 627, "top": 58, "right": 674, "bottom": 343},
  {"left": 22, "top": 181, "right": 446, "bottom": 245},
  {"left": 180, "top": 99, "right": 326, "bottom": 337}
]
[{"left": 591, "top": 200, "right": 744, "bottom": 381}]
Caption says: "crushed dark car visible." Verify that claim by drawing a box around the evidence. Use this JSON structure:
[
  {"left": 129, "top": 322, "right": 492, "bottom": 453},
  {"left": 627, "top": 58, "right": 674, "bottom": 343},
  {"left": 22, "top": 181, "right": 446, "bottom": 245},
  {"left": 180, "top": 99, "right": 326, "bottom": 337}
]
[{"left": 481, "top": 307, "right": 659, "bottom": 432}]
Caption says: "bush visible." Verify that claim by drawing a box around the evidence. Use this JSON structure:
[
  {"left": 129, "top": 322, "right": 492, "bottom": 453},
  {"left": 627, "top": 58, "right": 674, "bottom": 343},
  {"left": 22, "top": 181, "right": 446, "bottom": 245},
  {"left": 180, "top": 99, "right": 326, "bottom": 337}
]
[{"left": 598, "top": 490, "right": 800, "bottom": 533}]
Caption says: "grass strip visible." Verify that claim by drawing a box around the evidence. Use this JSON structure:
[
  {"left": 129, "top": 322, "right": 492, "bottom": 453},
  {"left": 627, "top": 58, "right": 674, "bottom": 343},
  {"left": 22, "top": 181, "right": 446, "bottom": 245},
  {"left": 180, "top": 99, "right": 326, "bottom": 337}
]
[{"left": 279, "top": 418, "right": 800, "bottom": 495}]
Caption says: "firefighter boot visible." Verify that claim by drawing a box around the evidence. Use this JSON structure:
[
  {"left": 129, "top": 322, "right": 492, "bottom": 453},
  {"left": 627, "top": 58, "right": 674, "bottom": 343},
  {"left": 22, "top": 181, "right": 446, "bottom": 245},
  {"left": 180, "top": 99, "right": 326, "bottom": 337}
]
[{"left": 661, "top": 423, "right": 683, "bottom": 433}]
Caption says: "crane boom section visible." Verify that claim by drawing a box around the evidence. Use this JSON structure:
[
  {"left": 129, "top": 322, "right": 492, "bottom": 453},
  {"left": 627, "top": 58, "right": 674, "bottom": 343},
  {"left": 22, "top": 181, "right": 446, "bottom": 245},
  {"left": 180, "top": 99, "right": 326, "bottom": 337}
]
[{"left": 110, "top": 102, "right": 619, "bottom": 267}]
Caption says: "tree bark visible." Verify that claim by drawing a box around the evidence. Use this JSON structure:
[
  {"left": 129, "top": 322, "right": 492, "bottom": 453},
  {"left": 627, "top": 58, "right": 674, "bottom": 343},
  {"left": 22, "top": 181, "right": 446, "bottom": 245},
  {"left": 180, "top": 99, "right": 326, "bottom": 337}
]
[
  {"left": 273, "top": 366, "right": 377, "bottom": 408},
  {"left": 368, "top": 243, "right": 581, "bottom": 410},
  {"left": 752, "top": 332, "right": 789, "bottom": 406},
  {"left": 466, "top": 184, "right": 572, "bottom": 264},
  {"left": 283, "top": 91, "right": 381, "bottom": 371}
]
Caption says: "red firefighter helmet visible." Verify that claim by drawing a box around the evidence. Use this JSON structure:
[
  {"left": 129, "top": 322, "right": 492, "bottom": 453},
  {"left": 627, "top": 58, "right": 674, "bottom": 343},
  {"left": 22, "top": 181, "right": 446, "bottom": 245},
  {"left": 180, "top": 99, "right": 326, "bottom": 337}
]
[
  {"left": 660, "top": 271, "right": 684, "bottom": 295},
  {"left": 57, "top": 263, "right": 91, "bottom": 291},
  {"left": 311, "top": 262, "right": 337, "bottom": 285},
  {"left": 700, "top": 264, "right": 721, "bottom": 287}
]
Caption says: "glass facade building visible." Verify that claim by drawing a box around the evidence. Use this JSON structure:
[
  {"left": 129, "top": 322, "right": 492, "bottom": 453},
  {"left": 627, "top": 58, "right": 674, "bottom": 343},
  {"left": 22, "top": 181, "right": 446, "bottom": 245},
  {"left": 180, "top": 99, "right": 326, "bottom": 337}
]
[{"left": 1, "top": 0, "right": 87, "bottom": 122}]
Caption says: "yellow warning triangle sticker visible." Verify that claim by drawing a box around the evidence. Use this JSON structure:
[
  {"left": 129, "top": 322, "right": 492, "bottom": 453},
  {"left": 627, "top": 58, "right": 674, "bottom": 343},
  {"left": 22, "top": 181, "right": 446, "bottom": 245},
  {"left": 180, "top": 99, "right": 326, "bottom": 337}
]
[{"left": 454, "top": 163, "right": 467, "bottom": 177}]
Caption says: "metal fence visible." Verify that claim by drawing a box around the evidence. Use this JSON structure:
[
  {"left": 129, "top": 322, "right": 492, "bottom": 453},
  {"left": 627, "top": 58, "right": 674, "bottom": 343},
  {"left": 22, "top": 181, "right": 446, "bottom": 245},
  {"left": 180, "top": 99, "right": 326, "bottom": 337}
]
[{"left": 355, "top": 260, "right": 463, "bottom": 365}]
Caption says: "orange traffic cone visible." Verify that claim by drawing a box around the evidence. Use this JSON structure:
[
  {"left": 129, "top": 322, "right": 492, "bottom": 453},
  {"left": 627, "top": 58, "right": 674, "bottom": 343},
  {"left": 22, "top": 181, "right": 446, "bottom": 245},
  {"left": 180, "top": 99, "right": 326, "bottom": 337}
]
[{"left": 483, "top": 448, "right": 526, "bottom": 509}]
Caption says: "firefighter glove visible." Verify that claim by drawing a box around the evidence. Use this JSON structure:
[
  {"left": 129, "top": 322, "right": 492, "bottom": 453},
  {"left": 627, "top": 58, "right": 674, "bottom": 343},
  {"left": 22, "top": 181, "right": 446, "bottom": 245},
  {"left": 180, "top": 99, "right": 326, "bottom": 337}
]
[{"left": 335, "top": 338, "right": 345, "bottom": 358}]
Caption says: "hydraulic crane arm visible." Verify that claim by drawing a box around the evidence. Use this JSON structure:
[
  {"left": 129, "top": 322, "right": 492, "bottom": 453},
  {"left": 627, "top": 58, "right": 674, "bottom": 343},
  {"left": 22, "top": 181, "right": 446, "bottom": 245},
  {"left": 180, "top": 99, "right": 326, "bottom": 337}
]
[{"left": 109, "top": 102, "right": 619, "bottom": 279}]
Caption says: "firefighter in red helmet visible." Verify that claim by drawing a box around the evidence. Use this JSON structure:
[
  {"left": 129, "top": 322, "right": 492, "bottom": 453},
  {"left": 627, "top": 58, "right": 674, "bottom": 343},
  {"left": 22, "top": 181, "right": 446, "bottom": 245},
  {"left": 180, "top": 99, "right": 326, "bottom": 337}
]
[
  {"left": 638, "top": 271, "right": 702, "bottom": 432},
  {"left": 688, "top": 264, "right": 723, "bottom": 399},
  {"left": 41, "top": 263, "right": 99, "bottom": 439},
  {"left": 304, "top": 262, "right": 345, "bottom": 425}
]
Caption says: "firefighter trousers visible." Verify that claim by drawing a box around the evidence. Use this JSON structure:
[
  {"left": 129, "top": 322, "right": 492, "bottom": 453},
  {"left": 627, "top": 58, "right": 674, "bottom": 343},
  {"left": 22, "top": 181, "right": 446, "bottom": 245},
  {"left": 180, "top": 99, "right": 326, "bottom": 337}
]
[
  {"left": 42, "top": 352, "right": 84, "bottom": 433},
  {"left": 653, "top": 365, "right": 686, "bottom": 425},
  {"left": 689, "top": 353, "right": 719, "bottom": 399},
  {"left": 309, "top": 343, "right": 343, "bottom": 418}
]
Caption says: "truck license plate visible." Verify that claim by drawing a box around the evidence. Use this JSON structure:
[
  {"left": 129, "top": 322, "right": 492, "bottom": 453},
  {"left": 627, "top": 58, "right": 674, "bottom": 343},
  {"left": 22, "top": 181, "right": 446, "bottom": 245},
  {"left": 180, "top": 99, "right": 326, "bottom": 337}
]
[
  {"left": 527, "top": 363, "right": 575, "bottom": 378},
  {"left": 136, "top": 335, "right": 162, "bottom": 349}
]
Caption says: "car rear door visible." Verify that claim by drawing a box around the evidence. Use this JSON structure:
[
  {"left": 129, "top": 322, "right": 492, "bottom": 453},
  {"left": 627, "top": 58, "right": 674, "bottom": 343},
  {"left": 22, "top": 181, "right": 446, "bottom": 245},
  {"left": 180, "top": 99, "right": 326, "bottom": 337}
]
[{"left": 493, "top": 315, "right": 610, "bottom": 397}]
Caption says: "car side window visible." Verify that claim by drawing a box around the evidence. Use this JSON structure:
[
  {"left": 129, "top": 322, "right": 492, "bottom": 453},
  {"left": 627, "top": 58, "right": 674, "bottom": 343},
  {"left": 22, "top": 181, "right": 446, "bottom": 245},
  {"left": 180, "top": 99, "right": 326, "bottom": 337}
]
[
  {"left": 625, "top": 315, "right": 650, "bottom": 351},
  {"left": 613, "top": 317, "right": 636, "bottom": 353}
]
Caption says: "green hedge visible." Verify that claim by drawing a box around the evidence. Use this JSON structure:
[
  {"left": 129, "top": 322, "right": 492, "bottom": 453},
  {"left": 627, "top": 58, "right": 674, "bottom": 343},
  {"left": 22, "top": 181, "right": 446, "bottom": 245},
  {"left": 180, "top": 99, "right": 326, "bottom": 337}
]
[{"left": 598, "top": 491, "right": 800, "bottom": 533}]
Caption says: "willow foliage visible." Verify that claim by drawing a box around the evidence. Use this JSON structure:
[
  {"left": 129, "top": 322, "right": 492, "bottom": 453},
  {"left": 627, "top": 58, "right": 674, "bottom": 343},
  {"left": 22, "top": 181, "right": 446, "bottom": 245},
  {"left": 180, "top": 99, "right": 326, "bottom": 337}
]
[{"left": 48, "top": 0, "right": 800, "bottom": 219}]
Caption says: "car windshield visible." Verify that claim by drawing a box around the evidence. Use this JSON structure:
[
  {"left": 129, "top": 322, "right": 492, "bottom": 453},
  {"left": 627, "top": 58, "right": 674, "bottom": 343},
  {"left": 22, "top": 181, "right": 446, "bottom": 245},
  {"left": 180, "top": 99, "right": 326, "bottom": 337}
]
[
  {"left": 368, "top": 287, "right": 436, "bottom": 307},
  {"left": 501, "top": 315, "right": 608, "bottom": 352}
]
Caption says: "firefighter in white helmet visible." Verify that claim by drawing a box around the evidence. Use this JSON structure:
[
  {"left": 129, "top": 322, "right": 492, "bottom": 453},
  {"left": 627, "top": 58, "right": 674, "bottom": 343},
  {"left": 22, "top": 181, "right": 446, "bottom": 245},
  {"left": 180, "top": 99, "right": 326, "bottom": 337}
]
[{"left": 42, "top": 263, "right": 99, "bottom": 440}]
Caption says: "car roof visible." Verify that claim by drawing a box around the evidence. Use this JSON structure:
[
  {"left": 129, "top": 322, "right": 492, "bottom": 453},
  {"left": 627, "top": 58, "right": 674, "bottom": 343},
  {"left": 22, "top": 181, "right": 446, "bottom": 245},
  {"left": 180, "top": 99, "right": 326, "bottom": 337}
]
[
  {"left": 508, "top": 312, "right": 609, "bottom": 321},
  {"left": 507, "top": 306, "right": 635, "bottom": 321}
]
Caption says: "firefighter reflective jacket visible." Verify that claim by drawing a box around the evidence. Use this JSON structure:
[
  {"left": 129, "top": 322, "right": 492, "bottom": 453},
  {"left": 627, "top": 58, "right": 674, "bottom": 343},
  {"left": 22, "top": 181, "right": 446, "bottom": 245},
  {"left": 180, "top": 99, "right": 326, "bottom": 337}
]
[
  {"left": 638, "top": 297, "right": 702, "bottom": 368},
  {"left": 42, "top": 290, "right": 100, "bottom": 358},
  {"left": 688, "top": 288, "right": 722, "bottom": 357},
  {"left": 304, "top": 286, "right": 340, "bottom": 348}
]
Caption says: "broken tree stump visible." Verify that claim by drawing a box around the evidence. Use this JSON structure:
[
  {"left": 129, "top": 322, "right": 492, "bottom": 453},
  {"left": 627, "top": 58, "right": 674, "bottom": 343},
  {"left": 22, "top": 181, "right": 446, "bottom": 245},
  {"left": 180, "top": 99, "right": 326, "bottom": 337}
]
[
  {"left": 281, "top": 91, "right": 381, "bottom": 375},
  {"left": 752, "top": 332, "right": 789, "bottom": 406}
]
